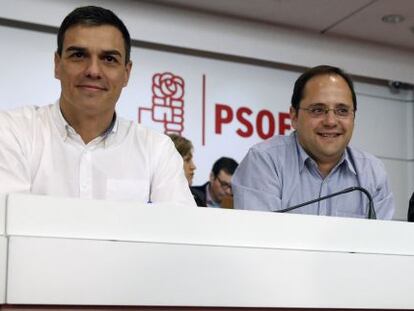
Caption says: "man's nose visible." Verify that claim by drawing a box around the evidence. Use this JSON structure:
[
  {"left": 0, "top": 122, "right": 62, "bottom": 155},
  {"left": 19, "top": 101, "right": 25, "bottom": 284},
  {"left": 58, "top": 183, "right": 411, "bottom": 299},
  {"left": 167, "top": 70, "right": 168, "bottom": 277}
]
[
  {"left": 322, "top": 109, "right": 338, "bottom": 125},
  {"left": 85, "top": 57, "right": 102, "bottom": 78}
]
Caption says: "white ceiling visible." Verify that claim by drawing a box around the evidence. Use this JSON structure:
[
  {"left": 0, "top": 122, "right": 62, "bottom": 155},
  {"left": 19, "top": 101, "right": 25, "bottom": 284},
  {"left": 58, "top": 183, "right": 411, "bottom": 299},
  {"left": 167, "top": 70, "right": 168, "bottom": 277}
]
[{"left": 146, "top": 0, "right": 414, "bottom": 52}]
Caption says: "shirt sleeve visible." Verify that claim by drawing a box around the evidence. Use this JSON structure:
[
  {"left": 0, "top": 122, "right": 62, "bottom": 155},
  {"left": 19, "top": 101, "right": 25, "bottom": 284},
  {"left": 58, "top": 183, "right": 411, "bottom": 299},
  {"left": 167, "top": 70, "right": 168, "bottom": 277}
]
[
  {"left": 370, "top": 160, "right": 395, "bottom": 220},
  {"left": 0, "top": 111, "right": 32, "bottom": 194},
  {"left": 232, "top": 147, "right": 282, "bottom": 212},
  {"left": 149, "top": 135, "right": 196, "bottom": 207}
]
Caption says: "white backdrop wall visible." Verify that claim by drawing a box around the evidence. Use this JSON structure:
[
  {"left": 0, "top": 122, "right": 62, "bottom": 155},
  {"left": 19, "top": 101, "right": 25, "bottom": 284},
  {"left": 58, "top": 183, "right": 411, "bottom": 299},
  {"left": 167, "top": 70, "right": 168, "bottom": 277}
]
[
  {"left": 0, "top": 0, "right": 413, "bottom": 220},
  {"left": 2, "top": 0, "right": 414, "bottom": 84}
]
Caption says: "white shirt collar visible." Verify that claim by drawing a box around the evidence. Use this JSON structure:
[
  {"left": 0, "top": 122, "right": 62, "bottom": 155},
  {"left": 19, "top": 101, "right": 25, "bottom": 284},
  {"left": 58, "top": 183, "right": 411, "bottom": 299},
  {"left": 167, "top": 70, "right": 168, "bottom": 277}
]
[{"left": 51, "top": 101, "right": 119, "bottom": 145}]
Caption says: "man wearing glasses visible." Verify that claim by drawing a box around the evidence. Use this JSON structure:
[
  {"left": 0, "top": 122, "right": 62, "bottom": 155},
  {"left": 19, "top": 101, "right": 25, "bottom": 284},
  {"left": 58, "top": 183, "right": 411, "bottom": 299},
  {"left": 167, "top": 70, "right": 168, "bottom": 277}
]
[
  {"left": 232, "top": 65, "right": 394, "bottom": 219},
  {"left": 191, "top": 157, "right": 238, "bottom": 208}
]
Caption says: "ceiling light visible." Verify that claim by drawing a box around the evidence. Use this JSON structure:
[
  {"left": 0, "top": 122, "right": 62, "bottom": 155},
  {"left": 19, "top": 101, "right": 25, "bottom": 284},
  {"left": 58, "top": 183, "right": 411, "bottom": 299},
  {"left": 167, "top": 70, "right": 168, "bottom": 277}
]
[{"left": 381, "top": 14, "right": 405, "bottom": 24}]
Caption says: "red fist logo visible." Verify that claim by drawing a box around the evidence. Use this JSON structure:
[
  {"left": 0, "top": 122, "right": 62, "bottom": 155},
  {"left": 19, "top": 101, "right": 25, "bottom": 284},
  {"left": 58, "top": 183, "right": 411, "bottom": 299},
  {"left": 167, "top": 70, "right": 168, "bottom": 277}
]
[{"left": 138, "top": 72, "right": 185, "bottom": 135}]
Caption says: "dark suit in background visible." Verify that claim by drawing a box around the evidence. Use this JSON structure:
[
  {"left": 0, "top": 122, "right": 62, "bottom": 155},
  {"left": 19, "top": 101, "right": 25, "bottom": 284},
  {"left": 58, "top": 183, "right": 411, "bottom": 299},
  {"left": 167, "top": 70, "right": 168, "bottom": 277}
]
[
  {"left": 191, "top": 183, "right": 208, "bottom": 207},
  {"left": 408, "top": 192, "right": 414, "bottom": 222}
]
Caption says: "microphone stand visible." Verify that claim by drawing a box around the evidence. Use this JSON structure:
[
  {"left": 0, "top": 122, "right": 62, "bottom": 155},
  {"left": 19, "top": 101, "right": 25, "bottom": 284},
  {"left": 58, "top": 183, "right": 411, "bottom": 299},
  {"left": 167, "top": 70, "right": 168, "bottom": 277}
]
[{"left": 277, "top": 186, "right": 376, "bottom": 219}]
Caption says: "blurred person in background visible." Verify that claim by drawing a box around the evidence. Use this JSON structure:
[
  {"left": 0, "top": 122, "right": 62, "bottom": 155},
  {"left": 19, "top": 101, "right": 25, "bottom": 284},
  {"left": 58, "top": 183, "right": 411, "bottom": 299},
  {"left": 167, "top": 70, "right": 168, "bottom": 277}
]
[
  {"left": 168, "top": 134, "right": 196, "bottom": 186},
  {"left": 191, "top": 157, "right": 238, "bottom": 208},
  {"left": 407, "top": 192, "right": 414, "bottom": 222}
]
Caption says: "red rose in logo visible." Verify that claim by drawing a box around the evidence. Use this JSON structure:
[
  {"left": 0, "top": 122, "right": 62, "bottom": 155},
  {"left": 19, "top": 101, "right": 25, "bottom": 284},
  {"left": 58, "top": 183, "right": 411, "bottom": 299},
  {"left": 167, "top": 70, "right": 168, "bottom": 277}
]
[
  {"left": 153, "top": 73, "right": 184, "bottom": 100},
  {"left": 138, "top": 72, "right": 185, "bottom": 135}
]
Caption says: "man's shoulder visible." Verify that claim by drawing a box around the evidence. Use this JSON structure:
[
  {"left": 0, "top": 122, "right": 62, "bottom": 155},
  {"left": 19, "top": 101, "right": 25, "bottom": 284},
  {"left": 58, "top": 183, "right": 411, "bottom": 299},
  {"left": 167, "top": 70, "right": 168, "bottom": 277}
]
[
  {"left": 190, "top": 182, "right": 208, "bottom": 193},
  {"left": 117, "top": 118, "right": 172, "bottom": 145},
  {"left": 250, "top": 134, "right": 296, "bottom": 155},
  {"left": 0, "top": 104, "right": 49, "bottom": 119},
  {"left": 190, "top": 182, "right": 208, "bottom": 207},
  {"left": 236, "top": 135, "right": 298, "bottom": 182},
  {"left": 347, "top": 145, "right": 384, "bottom": 167},
  {"left": 347, "top": 145, "right": 387, "bottom": 178},
  {"left": 0, "top": 104, "right": 53, "bottom": 129}
]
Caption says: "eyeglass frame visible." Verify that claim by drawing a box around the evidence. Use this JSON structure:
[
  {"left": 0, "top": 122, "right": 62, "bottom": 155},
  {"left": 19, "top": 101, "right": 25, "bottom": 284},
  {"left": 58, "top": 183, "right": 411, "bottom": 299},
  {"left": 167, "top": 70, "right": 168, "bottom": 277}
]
[
  {"left": 298, "top": 104, "right": 355, "bottom": 119},
  {"left": 215, "top": 175, "right": 232, "bottom": 191}
]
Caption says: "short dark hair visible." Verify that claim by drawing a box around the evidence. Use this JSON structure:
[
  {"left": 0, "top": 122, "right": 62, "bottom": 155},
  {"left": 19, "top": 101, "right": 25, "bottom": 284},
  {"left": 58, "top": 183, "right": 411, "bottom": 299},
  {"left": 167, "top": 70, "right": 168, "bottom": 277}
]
[
  {"left": 212, "top": 157, "right": 238, "bottom": 176},
  {"left": 291, "top": 65, "right": 357, "bottom": 112},
  {"left": 168, "top": 134, "right": 193, "bottom": 158},
  {"left": 57, "top": 6, "right": 131, "bottom": 64}
]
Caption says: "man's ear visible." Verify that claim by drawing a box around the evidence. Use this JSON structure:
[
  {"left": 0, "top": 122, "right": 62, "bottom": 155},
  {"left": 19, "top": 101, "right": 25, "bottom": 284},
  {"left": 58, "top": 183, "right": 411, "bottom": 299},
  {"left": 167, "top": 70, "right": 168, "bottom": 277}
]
[
  {"left": 289, "top": 106, "right": 298, "bottom": 130},
  {"left": 123, "top": 61, "right": 132, "bottom": 87},
  {"left": 209, "top": 172, "right": 215, "bottom": 183},
  {"left": 54, "top": 52, "right": 61, "bottom": 80}
]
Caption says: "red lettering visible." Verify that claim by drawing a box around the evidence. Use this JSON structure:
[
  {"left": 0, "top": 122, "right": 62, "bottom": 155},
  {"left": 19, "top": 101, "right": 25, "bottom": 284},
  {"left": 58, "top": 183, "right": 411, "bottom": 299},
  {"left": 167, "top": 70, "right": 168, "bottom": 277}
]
[
  {"left": 215, "top": 103, "right": 291, "bottom": 139},
  {"left": 215, "top": 103, "right": 233, "bottom": 134},
  {"left": 278, "top": 112, "right": 291, "bottom": 135},
  {"left": 256, "top": 110, "right": 275, "bottom": 139},
  {"left": 236, "top": 107, "right": 253, "bottom": 137}
]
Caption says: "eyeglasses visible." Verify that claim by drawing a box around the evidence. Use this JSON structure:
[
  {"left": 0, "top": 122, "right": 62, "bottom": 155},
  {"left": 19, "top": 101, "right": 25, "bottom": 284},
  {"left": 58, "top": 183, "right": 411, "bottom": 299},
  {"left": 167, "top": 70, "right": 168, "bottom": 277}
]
[
  {"left": 215, "top": 176, "right": 232, "bottom": 191},
  {"left": 299, "top": 105, "right": 354, "bottom": 119}
]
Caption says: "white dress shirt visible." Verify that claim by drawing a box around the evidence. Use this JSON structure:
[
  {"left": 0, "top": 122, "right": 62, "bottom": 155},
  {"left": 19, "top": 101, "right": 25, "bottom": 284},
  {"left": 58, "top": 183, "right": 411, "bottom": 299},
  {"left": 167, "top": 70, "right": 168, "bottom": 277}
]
[{"left": 0, "top": 102, "right": 196, "bottom": 206}]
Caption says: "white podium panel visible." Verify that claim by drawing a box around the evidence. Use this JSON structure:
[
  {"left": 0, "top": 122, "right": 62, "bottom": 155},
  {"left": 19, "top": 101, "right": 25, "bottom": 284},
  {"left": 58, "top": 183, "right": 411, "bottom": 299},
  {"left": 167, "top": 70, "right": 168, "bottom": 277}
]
[
  {"left": 6, "top": 236, "right": 414, "bottom": 309},
  {"left": 5, "top": 193, "right": 414, "bottom": 256},
  {"left": 0, "top": 236, "right": 7, "bottom": 304},
  {"left": 0, "top": 195, "right": 6, "bottom": 235},
  {"left": 3, "top": 193, "right": 414, "bottom": 309},
  {"left": 0, "top": 195, "right": 6, "bottom": 304}
]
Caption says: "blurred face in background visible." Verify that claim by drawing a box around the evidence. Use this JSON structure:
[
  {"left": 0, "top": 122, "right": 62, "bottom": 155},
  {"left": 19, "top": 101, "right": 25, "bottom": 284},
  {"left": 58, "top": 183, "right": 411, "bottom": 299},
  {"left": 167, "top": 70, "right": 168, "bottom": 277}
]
[
  {"left": 183, "top": 151, "right": 196, "bottom": 185},
  {"left": 209, "top": 170, "right": 233, "bottom": 204}
]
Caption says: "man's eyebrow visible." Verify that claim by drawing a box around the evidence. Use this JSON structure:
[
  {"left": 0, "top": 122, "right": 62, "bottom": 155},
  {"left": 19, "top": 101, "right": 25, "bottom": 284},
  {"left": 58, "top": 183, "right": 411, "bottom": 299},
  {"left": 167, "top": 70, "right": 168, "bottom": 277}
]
[
  {"left": 101, "top": 50, "right": 122, "bottom": 57},
  {"left": 65, "top": 46, "right": 87, "bottom": 53},
  {"left": 63, "top": 47, "right": 122, "bottom": 57},
  {"left": 309, "top": 102, "right": 350, "bottom": 107}
]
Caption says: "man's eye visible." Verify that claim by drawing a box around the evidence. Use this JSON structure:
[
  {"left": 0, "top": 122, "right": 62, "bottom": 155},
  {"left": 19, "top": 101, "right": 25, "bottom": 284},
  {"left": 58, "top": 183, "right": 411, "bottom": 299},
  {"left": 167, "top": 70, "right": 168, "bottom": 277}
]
[
  {"left": 336, "top": 108, "right": 349, "bottom": 114},
  {"left": 70, "top": 52, "right": 84, "bottom": 58},
  {"left": 310, "top": 108, "right": 324, "bottom": 114},
  {"left": 104, "top": 55, "right": 117, "bottom": 63}
]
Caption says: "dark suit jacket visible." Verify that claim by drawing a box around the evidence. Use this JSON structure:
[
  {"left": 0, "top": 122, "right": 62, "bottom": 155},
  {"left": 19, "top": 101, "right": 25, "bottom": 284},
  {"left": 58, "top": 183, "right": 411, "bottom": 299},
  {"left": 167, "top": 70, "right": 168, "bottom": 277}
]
[
  {"left": 408, "top": 192, "right": 414, "bottom": 222},
  {"left": 190, "top": 182, "right": 208, "bottom": 207}
]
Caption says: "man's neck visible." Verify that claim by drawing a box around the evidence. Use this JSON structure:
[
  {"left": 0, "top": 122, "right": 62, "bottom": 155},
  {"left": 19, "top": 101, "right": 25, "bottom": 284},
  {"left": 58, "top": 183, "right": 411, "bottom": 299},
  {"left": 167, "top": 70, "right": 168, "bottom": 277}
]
[
  {"left": 317, "top": 162, "right": 336, "bottom": 178},
  {"left": 316, "top": 155, "right": 345, "bottom": 178},
  {"left": 59, "top": 102, "right": 115, "bottom": 144}
]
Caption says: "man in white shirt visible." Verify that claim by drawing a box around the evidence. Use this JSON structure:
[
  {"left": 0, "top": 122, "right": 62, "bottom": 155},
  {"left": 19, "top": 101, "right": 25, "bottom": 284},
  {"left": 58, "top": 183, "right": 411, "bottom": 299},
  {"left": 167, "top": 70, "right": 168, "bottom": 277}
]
[{"left": 0, "top": 6, "right": 195, "bottom": 206}]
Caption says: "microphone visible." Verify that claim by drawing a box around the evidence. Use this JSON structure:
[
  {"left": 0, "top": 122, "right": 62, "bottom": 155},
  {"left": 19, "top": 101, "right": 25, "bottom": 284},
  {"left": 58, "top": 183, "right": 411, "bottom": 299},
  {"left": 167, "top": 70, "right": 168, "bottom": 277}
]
[{"left": 276, "top": 186, "right": 376, "bottom": 219}]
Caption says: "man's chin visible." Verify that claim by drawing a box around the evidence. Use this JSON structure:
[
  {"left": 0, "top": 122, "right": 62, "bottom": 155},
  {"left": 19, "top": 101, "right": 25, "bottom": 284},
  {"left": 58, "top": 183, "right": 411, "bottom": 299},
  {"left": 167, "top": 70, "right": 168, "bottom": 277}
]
[{"left": 319, "top": 150, "right": 345, "bottom": 162}]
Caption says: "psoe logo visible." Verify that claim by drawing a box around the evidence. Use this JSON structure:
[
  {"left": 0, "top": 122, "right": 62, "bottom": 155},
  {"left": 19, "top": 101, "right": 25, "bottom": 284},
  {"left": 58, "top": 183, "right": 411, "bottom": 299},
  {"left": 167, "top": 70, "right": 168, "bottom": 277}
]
[{"left": 138, "top": 72, "right": 185, "bottom": 135}]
